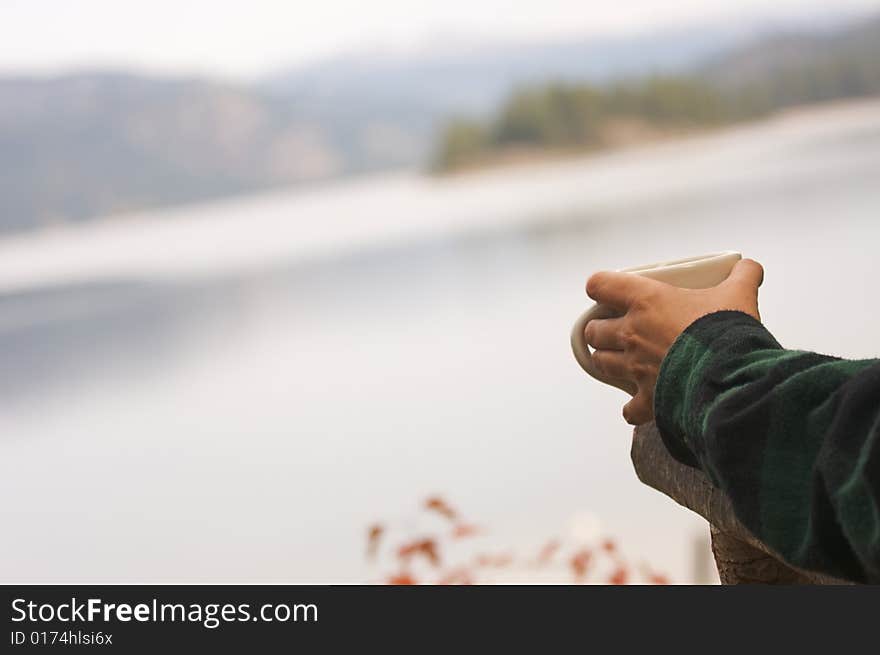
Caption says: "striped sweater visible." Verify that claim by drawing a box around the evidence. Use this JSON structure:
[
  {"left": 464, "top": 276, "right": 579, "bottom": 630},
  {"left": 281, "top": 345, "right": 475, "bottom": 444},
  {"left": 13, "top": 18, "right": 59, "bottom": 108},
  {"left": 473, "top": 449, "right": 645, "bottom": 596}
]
[{"left": 654, "top": 310, "right": 880, "bottom": 583}]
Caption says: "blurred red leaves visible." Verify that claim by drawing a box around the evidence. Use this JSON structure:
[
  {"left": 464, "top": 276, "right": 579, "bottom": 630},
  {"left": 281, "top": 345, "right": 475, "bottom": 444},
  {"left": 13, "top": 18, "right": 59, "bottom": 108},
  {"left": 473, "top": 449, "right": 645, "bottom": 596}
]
[
  {"left": 425, "top": 495, "right": 458, "bottom": 521},
  {"left": 366, "top": 523, "right": 384, "bottom": 560},
  {"left": 368, "top": 495, "right": 670, "bottom": 585},
  {"left": 536, "top": 539, "right": 561, "bottom": 565},
  {"left": 608, "top": 567, "right": 629, "bottom": 585},
  {"left": 474, "top": 552, "right": 512, "bottom": 568},
  {"left": 451, "top": 523, "right": 481, "bottom": 539},
  {"left": 474, "top": 554, "right": 494, "bottom": 567},
  {"left": 398, "top": 538, "right": 441, "bottom": 567},
  {"left": 570, "top": 548, "right": 592, "bottom": 582},
  {"left": 437, "top": 567, "right": 475, "bottom": 585},
  {"left": 387, "top": 572, "right": 418, "bottom": 585}
]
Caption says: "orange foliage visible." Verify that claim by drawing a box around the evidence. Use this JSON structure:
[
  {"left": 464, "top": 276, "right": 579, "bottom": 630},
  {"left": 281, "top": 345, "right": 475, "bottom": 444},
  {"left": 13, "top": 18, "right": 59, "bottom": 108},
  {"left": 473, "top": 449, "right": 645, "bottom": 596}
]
[
  {"left": 451, "top": 523, "right": 481, "bottom": 539},
  {"left": 437, "top": 567, "right": 475, "bottom": 585},
  {"left": 608, "top": 566, "right": 629, "bottom": 585},
  {"left": 647, "top": 573, "right": 670, "bottom": 585},
  {"left": 536, "top": 539, "right": 561, "bottom": 565},
  {"left": 424, "top": 495, "right": 458, "bottom": 521},
  {"left": 474, "top": 554, "right": 494, "bottom": 567},
  {"left": 570, "top": 548, "right": 593, "bottom": 582},
  {"left": 398, "top": 538, "right": 441, "bottom": 567},
  {"left": 474, "top": 552, "right": 512, "bottom": 568},
  {"left": 387, "top": 573, "right": 418, "bottom": 585},
  {"left": 366, "top": 523, "right": 384, "bottom": 560},
  {"left": 367, "top": 494, "right": 670, "bottom": 585}
]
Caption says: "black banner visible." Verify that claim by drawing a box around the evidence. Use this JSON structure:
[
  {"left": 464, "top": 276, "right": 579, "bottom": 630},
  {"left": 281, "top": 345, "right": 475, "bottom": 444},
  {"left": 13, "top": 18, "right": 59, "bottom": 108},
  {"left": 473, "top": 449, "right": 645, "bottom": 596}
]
[{"left": 1, "top": 585, "right": 875, "bottom": 650}]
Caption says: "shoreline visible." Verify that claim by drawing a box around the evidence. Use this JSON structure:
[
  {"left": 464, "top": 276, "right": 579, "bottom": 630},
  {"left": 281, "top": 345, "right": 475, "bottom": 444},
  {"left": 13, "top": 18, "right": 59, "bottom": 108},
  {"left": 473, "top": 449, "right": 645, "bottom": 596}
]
[
  {"left": 430, "top": 95, "right": 880, "bottom": 177},
  {"left": 0, "top": 95, "right": 878, "bottom": 294}
]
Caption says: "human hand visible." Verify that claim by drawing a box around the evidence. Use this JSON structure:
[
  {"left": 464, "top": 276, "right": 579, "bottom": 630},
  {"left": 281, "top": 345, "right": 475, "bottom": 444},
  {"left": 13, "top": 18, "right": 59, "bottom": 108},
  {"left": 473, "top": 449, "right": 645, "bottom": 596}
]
[{"left": 584, "top": 259, "right": 764, "bottom": 425}]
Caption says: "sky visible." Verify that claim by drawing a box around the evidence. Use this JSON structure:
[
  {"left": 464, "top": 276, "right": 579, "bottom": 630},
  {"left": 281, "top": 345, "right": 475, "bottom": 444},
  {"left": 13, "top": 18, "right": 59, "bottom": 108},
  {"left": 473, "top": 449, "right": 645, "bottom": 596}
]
[{"left": 2, "top": 0, "right": 880, "bottom": 79}]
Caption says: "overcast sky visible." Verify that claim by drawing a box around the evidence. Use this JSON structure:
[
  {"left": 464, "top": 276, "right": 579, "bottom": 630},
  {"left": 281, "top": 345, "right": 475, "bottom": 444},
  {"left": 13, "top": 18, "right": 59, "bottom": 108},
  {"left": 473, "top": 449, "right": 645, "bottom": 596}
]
[{"left": 3, "top": 0, "right": 879, "bottom": 79}]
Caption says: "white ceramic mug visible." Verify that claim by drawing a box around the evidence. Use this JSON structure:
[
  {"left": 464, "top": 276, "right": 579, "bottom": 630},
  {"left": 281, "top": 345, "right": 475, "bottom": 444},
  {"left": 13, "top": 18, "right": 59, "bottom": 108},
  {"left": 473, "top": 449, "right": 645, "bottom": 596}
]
[{"left": 571, "top": 251, "right": 742, "bottom": 391}]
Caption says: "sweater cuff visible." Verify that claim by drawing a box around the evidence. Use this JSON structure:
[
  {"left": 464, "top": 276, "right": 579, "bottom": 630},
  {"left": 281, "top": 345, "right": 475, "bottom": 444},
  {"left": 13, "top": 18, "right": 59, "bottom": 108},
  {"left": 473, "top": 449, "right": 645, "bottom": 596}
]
[{"left": 653, "top": 310, "right": 774, "bottom": 468}]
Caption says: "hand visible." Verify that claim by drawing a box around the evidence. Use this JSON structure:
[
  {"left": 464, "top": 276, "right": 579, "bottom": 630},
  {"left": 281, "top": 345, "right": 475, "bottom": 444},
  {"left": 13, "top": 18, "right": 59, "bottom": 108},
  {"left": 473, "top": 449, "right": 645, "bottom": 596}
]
[{"left": 584, "top": 259, "right": 764, "bottom": 425}]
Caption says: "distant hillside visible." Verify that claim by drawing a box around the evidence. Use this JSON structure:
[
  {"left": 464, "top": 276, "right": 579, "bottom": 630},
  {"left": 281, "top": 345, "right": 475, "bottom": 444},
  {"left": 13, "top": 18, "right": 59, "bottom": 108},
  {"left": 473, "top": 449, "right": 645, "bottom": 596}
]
[
  {"left": 1, "top": 16, "right": 806, "bottom": 234},
  {"left": 701, "top": 14, "right": 880, "bottom": 110},
  {"left": 431, "top": 14, "right": 880, "bottom": 172},
  {"left": 259, "top": 21, "right": 775, "bottom": 173},
  {"left": 263, "top": 24, "right": 759, "bottom": 113},
  {"left": 0, "top": 9, "right": 874, "bottom": 234},
  {"left": 0, "top": 74, "right": 346, "bottom": 232}
]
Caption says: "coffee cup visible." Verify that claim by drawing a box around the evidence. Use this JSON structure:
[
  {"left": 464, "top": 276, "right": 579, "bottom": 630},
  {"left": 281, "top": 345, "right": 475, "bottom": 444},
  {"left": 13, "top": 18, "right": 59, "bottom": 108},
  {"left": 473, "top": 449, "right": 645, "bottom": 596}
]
[{"left": 571, "top": 251, "right": 742, "bottom": 391}]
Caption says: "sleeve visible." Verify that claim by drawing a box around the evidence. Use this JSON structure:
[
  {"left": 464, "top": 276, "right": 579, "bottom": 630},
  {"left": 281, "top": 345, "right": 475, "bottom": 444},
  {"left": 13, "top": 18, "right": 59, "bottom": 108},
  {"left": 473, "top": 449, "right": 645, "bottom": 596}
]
[{"left": 653, "top": 310, "right": 880, "bottom": 583}]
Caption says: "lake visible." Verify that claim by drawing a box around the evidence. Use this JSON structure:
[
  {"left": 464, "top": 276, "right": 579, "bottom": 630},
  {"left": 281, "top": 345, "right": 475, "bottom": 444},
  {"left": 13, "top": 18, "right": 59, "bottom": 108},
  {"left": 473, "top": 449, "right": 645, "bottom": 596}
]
[{"left": 2, "top": 99, "right": 879, "bottom": 583}]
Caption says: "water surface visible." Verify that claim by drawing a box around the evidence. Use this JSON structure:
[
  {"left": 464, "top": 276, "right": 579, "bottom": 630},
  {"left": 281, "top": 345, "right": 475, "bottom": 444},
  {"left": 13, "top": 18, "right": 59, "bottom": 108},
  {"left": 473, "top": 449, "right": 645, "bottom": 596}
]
[{"left": 2, "top": 100, "right": 879, "bottom": 582}]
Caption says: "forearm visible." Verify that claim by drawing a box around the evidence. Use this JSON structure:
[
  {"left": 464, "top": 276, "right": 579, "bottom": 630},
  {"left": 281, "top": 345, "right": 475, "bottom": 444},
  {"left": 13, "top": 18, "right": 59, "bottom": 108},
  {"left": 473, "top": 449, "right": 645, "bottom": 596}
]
[{"left": 654, "top": 310, "right": 880, "bottom": 583}]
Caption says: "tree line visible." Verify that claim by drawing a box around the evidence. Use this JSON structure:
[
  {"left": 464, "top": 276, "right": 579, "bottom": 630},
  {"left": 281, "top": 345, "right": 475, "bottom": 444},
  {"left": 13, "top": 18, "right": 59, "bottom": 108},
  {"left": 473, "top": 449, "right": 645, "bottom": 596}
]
[{"left": 431, "top": 45, "right": 880, "bottom": 171}]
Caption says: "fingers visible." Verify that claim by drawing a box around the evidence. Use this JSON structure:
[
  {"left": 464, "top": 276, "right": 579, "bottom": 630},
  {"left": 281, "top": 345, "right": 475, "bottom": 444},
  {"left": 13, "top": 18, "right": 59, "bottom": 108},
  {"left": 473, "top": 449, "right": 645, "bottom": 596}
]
[
  {"left": 623, "top": 394, "right": 654, "bottom": 426},
  {"left": 590, "top": 349, "right": 628, "bottom": 380},
  {"left": 586, "top": 271, "right": 658, "bottom": 310},
  {"left": 584, "top": 317, "right": 627, "bottom": 350},
  {"left": 591, "top": 349, "right": 638, "bottom": 395},
  {"left": 720, "top": 258, "right": 763, "bottom": 320},
  {"left": 724, "top": 258, "right": 764, "bottom": 291}
]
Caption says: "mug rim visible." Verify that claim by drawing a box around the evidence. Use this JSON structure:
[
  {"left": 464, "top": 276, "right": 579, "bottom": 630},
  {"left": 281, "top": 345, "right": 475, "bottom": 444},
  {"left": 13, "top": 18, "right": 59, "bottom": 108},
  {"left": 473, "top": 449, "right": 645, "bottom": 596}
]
[{"left": 619, "top": 250, "right": 741, "bottom": 275}]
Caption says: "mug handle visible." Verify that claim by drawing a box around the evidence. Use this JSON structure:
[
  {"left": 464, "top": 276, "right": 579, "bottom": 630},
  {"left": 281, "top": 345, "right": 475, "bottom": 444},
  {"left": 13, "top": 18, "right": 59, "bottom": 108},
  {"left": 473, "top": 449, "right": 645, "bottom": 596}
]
[{"left": 570, "top": 304, "right": 638, "bottom": 394}]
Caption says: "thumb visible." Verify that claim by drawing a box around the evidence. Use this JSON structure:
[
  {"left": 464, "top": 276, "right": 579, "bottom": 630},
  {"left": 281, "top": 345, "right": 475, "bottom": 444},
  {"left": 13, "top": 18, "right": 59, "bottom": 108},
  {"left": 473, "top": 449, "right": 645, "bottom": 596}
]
[{"left": 723, "top": 258, "right": 764, "bottom": 291}]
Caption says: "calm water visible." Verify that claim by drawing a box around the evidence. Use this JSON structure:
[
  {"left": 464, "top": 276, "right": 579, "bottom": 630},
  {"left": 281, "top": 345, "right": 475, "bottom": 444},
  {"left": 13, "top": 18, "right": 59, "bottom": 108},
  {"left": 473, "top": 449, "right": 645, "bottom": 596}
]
[{"left": 2, "top": 100, "right": 879, "bottom": 583}]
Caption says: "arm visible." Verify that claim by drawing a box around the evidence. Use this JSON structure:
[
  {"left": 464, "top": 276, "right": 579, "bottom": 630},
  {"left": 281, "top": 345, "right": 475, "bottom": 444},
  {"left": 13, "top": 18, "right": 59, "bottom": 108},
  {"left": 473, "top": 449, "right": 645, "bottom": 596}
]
[
  {"left": 654, "top": 310, "right": 880, "bottom": 583},
  {"left": 583, "top": 260, "right": 880, "bottom": 582}
]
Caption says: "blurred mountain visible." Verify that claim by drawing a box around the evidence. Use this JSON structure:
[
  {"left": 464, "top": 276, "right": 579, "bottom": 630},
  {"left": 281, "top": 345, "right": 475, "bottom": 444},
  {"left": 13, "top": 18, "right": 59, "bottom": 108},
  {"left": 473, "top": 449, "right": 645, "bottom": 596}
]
[
  {"left": 0, "top": 74, "right": 344, "bottom": 232},
  {"left": 430, "top": 14, "right": 880, "bottom": 171},
  {"left": 0, "top": 9, "right": 877, "bottom": 233},
  {"left": 701, "top": 13, "right": 880, "bottom": 107},
  {"left": 257, "top": 26, "right": 754, "bottom": 181},
  {"left": 264, "top": 25, "right": 755, "bottom": 114}
]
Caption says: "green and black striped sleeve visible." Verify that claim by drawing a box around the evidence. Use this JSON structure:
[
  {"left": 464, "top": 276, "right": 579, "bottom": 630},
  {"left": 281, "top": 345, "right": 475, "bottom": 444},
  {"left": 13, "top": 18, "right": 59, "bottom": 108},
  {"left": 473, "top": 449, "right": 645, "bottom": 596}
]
[{"left": 653, "top": 310, "right": 880, "bottom": 583}]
